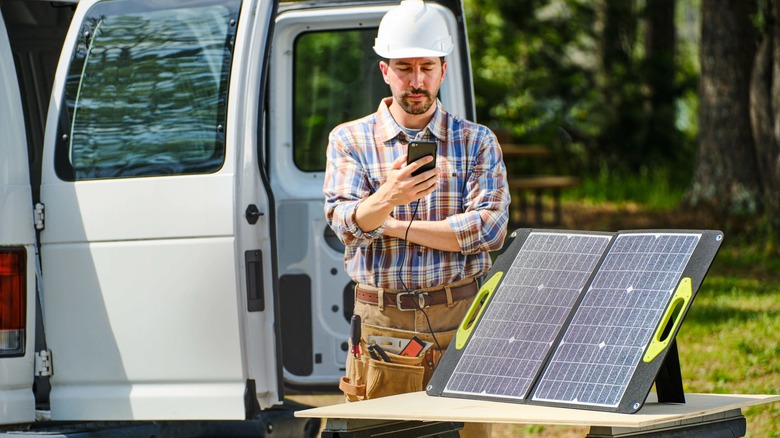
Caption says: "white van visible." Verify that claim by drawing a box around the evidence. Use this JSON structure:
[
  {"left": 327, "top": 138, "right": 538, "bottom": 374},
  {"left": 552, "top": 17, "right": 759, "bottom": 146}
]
[{"left": 0, "top": 0, "right": 475, "bottom": 431}]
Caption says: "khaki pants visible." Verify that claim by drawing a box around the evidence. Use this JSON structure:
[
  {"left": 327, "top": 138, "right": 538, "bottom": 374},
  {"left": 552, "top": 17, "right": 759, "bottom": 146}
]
[{"left": 341, "top": 289, "right": 492, "bottom": 437}]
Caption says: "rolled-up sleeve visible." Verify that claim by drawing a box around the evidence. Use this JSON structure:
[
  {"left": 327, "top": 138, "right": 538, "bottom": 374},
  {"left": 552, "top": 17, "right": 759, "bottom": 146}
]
[
  {"left": 446, "top": 128, "right": 510, "bottom": 254},
  {"left": 323, "top": 129, "right": 385, "bottom": 249}
]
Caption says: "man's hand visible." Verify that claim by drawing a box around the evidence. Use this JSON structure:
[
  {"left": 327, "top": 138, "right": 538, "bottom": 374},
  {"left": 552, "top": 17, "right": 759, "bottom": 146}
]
[
  {"left": 355, "top": 154, "right": 438, "bottom": 232},
  {"left": 381, "top": 154, "right": 438, "bottom": 205}
]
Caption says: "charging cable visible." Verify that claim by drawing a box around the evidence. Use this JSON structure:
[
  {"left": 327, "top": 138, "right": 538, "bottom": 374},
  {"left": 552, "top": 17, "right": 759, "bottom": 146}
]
[{"left": 397, "top": 199, "right": 443, "bottom": 353}]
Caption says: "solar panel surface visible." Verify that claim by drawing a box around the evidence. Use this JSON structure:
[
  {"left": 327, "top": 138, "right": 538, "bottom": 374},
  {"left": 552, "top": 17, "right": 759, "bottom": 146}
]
[
  {"left": 428, "top": 228, "right": 722, "bottom": 413},
  {"left": 443, "top": 232, "right": 612, "bottom": 400},
  {"left": 531, "top": 233, "right": 701, "bottom": 408}
]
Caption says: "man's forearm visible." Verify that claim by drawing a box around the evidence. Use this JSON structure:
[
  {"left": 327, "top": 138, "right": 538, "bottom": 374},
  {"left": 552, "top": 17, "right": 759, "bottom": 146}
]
[
  {"left": 384, "top": 218, "right": 460, "bottom": 252},
  {"left": 354, "top": 190, "right": 395, "bottom": 233}
]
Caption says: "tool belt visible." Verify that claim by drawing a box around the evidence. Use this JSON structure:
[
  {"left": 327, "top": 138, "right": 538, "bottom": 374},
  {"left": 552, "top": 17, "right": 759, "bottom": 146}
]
[
  {"left": 339, "top": 324, "right": 455, "bottom": 402},
  {"left": 354, "top": 277, "right": 478, "bottom": 311}
]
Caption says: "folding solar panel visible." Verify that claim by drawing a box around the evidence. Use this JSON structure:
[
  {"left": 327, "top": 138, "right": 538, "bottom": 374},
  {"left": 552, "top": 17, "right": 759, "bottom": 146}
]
[{"left": 427, "top": 228, "right": 723, "bottom": 413}]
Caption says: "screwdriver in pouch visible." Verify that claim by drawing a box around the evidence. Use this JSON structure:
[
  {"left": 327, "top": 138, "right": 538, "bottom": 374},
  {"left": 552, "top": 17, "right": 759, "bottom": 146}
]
[
  {"left": 368, "top": 343, "right": 392, "bottom": 363},
  {"left": 350, "top": 314, "right": 361, "bottom": 358}
]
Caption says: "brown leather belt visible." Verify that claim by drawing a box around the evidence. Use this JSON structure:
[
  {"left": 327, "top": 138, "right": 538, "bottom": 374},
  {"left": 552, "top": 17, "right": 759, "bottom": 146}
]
[{"left": 355, "top": 280, "right": 478, "bottom": 311}]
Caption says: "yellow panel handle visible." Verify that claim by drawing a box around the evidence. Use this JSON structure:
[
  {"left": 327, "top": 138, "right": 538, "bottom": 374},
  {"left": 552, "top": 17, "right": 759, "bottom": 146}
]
[
  {"left": 644, "top": 277, "right": 692, "bottom": 363},
  {"left": 455, "top": 272, "right": 503, "bottom": 350}
]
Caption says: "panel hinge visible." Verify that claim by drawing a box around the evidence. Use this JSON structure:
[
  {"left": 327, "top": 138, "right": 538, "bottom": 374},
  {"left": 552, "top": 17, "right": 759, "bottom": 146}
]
[
  {"left": 34, "top": 350, "right": 53, "bottom": 377},
  {"left": 34, "top": 203, "right": 45, "bottom": 230}
]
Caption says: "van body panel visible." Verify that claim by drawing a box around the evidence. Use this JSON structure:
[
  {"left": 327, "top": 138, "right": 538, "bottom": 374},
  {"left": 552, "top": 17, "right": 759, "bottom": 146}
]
[
  {"left": 1, "top": 0, "right": 472, "bottom": 424},
  {"left": 0, "top": 9, "right": 36, "bottom": 425},
  {"left": 39, "top": 176, "right": 234, "bottom": 243},
  {"left": 0, "top": 10, "right": 35, "bottom": 245},
  {"left": 1, "top": 0, "right": 75, "bottom": 206},
  {"left": 41, "top": 238, "right": 245, "bottom": 419},
  {"left": 228, "top": 0, "right": 282, "bottom": 406},
  {"left": 37, "top": 0, "right": 279, "bottom": 420}
]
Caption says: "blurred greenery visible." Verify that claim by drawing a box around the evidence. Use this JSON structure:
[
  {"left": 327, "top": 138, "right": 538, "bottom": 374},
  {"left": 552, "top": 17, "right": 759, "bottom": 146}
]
[
  {"left": 464, "top": 0, "right": 780, "bottom": 252},
  {"left": 566, "top": 166, "right": 686, "bottom": 209},
  {"left": 464, "top": 0, "right": 699, "bottom": 188},
  {"left": 293, "top": 29, "right": 388, "bottom": 171}
]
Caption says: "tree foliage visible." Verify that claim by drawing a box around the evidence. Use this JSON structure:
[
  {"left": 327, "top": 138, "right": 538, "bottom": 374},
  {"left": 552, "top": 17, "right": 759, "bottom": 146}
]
[
  {"left": 465, "top": 0, "right": 697, "bottom": 181},
  {"left": 466, "top": 0, "right": 597, "bottom": 173},
  {"left": 463, "top": 0, "right": 778, "bottom": 244}
]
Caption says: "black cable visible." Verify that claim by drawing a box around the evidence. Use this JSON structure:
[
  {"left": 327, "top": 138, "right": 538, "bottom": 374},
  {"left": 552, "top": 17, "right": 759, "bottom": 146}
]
[
  {"left": 397, "top": 199, "right": 420, "bottom": 292},
  {"left": 413, "top": 297, "right": 443, "bottom": 353},
  {"left": 397, "top": 133, "right": 450, "bottom": 355},
  {"left": 397, "top": 199, "right": 443, "bottom": 354}
]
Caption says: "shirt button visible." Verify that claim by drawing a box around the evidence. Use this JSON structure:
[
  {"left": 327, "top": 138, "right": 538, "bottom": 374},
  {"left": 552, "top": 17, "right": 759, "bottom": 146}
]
[{"left": 417, "top": 251, "right": 423, "bottom": 257}]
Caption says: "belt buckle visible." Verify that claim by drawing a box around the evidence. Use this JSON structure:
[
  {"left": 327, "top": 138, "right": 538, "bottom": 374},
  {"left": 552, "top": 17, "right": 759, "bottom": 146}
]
[{"left": 396, "top": 291, "right": 428, "bottom": 311}]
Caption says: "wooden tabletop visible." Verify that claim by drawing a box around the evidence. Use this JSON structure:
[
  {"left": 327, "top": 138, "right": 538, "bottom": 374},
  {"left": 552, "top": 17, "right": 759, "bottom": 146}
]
[{"left": 296, "top": 391, "right": 780, "bottom": 428}]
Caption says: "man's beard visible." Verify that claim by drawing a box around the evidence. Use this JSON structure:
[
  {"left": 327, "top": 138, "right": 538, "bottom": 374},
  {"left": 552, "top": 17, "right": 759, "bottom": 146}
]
[{"left": 398, "top": 88, "right": 435, "bottom": 115}]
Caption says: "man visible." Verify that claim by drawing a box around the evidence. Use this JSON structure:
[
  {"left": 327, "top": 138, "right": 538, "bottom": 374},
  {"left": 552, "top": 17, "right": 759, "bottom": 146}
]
[{"left": 324, "top": 0, "right": 509, "bottom": 435}]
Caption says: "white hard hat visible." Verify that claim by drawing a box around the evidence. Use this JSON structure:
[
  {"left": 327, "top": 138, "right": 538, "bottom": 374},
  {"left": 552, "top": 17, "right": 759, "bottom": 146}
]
[{"left": 373, "top": 0, "right": 454, "bottom": 59}]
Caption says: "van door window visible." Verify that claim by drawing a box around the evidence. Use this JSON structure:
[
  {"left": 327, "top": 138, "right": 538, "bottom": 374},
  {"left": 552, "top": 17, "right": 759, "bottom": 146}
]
[
  {"left": 293, "top": 29, "right": 388, "bottom": 172},
  {"left": 54, "top": 0, "right": 240, "bottom": 180}
]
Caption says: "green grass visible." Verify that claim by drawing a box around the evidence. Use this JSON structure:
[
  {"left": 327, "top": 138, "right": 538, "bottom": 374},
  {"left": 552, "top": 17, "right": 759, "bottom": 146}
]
[
  {"left": 566, "top": 166, "right": 687, "bottom": 209},
  {"left": 710, "top": 240, "right": 780, "bottom": 281},
  {"left": 678, "top": 268, "right": 780, "bottom": 437}
]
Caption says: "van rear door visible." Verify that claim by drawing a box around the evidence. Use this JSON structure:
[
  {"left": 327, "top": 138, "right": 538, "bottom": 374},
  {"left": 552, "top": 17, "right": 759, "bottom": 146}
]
[
  {"left": 0, "top": 10, "right": 36, "bottom": 425},
  {"left": 268, "top": 0, "right": 474, "bottom": 386},
  {"left": 38, "top": 0, "right": 279, "bottom": 420}
]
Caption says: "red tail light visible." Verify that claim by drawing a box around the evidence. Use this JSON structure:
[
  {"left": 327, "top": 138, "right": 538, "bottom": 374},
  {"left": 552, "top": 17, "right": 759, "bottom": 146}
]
[{"left": 0, "top": 248, "right": 26, "bottom": 355}]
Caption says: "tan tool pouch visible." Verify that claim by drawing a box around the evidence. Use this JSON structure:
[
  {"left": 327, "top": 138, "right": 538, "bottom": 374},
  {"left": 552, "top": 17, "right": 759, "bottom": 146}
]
[
  {"left": 364, "top": 350, "right": 425, "bottom": 399},
  {"left": 340, "top": 324, "right": 456, "bottom": 401},
  {"left": 340, "top": 340, "right": 426, "bottom": 401}
]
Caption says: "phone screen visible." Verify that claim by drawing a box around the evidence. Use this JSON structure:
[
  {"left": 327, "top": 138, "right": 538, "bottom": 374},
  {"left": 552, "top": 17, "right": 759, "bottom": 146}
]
[{"left": 407, "top": 141, "right": 437, "bottom": 176}]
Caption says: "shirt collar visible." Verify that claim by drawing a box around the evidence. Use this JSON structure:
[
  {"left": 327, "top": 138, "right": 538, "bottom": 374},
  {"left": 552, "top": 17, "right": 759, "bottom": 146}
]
[{"left": 374, "top": 97, "right": 448, "bottom": 145}]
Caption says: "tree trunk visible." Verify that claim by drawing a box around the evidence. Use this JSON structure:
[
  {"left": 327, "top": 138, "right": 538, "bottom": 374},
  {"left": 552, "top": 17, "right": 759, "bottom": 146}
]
[
  {"left": 645, "top": 0, "right": 680, "bottom": 163},
  {"left": 688, "top": 1, "right": 761, "bottom": 215},
  {"left": 598, "top": 0, "right": 643, "bottom": 169},
  {"left": 750, "top": 0, "right": 780, "bottom": 237}
]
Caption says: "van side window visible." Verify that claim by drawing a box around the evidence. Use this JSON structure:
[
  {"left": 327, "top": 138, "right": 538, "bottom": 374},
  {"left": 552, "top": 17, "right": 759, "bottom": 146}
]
[
  {"left": 54, "top": 0, "right": 240, "bottom": 180},
  {"left": 293, "top": 29, "right": 389, "bottom": 172}
]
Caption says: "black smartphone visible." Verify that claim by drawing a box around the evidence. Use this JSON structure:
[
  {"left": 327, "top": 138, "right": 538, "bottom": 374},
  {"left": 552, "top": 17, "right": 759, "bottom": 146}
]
[{"left": 407, "top": 141, "right": 437, "bottom": 176}]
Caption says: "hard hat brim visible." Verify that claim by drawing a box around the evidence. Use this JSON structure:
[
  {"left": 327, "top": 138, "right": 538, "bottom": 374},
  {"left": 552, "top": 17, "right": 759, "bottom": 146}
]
[{"left": 373, "top": 46, "right": 452, "bottom": 59}]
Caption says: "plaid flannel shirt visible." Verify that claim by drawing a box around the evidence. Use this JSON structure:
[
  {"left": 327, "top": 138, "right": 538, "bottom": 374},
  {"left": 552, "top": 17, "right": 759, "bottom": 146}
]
[{"left": 323, "top": 98, "right": 510, "bottom": 290}]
